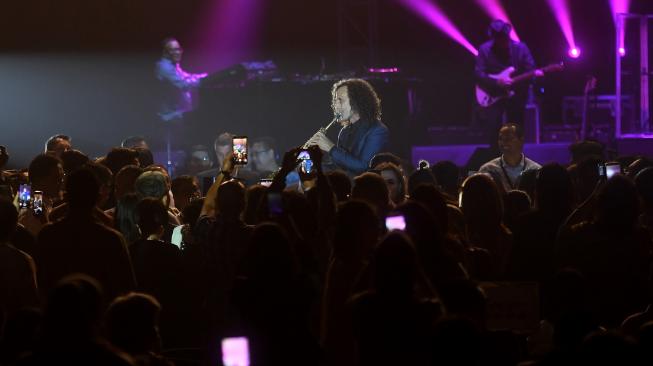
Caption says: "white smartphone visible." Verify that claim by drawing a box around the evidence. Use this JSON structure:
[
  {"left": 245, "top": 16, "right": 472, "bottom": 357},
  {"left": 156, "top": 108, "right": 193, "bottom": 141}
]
[
  {"left": 221, "top": 336, "right": 250, "bottom": 366},
  {"left": 171, "top": 225, "right": 183, "bottom": 247}
]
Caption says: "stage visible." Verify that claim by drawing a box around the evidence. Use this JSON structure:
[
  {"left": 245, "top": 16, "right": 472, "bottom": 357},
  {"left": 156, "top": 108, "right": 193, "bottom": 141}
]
[{"left": 412, "top": 137, "right": 653, "bottom": 171}]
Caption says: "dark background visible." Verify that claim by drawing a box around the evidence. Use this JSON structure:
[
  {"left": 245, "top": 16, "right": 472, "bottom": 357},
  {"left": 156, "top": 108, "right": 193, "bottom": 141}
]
[{"left": 1, "top": 0, "right": 652, "bottom": 167}]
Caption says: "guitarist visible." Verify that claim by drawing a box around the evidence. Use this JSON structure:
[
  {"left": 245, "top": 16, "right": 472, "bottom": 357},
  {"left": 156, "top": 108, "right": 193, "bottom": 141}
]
[{"left": 475, "top": 20, "right": 543, "bottom": 149}]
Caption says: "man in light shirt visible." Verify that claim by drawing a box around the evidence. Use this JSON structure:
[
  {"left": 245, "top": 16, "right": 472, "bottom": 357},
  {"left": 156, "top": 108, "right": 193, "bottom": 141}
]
[{"left": 479, "top": 123, "right": 541, "bottom": 192}]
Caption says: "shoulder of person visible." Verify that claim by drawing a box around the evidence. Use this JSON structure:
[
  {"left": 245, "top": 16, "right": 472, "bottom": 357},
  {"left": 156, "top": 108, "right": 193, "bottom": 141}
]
[
  {"left": 479, "top": 158, "right": 501, "bottom": 171},
  {"left": 524, "top": 157, "right": 542, "bottom": 169}
]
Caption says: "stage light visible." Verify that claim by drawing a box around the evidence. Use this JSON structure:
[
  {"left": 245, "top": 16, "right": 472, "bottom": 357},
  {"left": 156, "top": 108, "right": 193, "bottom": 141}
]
[
  {"left": 192, "top": 0, "right": 263, "bottom": 71},
  {"left": 474, "top": 0, "right": 520, "bottom": 41},
  {"left": 568, "top": 47, "right": 580, "bottom": 58},
  {"left": 610, "top": 0, "right": 630, "bottom": 58},
  {"left": 546, "top": 0, "right": 578, "bottom": 60},
  {"left": 399, "top": 0, "right": 478, "bottom": 56}
]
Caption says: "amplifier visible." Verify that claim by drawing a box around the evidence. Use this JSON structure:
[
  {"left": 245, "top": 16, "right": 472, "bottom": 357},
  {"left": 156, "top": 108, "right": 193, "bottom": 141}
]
[
  {"left": 542, "top": 124, "right": 614, "bottom": 144},
  {"left": 562, "top": 94, "right": 634, "bottom": 130}
]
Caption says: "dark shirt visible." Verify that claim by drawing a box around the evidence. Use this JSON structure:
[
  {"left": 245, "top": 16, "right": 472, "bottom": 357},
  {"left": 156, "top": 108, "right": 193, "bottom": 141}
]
[
  {"left": 329, "top": 119, "right": 389, "bottom": 176},
  {"left": 35, "top": 214, "right": 136, "bottom": 301},
  {"left": 556, "top": 222, "right": 653, "bottom": 327},
  {"left": 129, "top": 238, "right": 182, "bottom": 299},
  {"left": 0, "top": 243, "right": 38, "bottom": 316},
  {"left": 475, "top": 39, "right": 536, "bottom": 95}
]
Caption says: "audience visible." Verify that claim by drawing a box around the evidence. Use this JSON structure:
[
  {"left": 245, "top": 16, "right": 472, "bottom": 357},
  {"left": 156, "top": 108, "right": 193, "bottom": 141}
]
[
  {"left": 43, "top": 134, "right": 72, "bottom": 158},
  {"left": 105, "top": 292, "right": 172, "bottom": 366},
  {"left": 557, "top": 175, "right": 652, "bottom": 328},
  {"left": 431, "top": 160, "right": 460, "bottom": 200},
  {"left": 459, "top": 173, "right": 512, "bottom": 279},
  {"left": 18, "top": 274, "right": 134, "bottom": 365},
  {"left": 34, "top": 168, "right": 136, "bottom": 301},
  {"left": 0, "top": 199, "right": 39, "bottom": 319},
  {"left": 350, "top": 231, "right": 440, "bottom": 366},
  {"left": 375, "top": 162, "right": 407, "bottom": 205},
  {"left": 5, "top": 132, "right": 653, "bottom": 366}
]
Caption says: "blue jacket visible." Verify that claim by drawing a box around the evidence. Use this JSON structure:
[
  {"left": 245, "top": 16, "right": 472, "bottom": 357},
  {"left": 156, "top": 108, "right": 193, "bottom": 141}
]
[{"left": 329, "top": 119, "right": 389, "bottom": 176}]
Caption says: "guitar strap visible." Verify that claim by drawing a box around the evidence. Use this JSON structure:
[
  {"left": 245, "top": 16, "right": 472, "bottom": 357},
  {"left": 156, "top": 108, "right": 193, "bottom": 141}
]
[{"left": 509, "top": 42, "right": 518, "bottom": 72}]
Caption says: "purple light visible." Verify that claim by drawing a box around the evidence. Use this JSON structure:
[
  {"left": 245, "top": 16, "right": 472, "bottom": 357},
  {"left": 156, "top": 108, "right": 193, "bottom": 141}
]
[
  {"left": 474, "top": 0, "right": 520, "bottom": 41},
  {"left": 546, "top": 0, "right": 578, "bottom": 56},
  {"left": 368, "top": 67, "right": 400, "bottom": 73},
  {"left": 190, "top": 0, "right": 263, "bottom": 72},
  {"left": 399, "top": 0, "right": 478, "bottom": 56},
  {"left": 609, "top": 0, "right": 631, "bottom": 57},
  {"left": 568, "top": 47, "right": 580, "bottom": 58}
]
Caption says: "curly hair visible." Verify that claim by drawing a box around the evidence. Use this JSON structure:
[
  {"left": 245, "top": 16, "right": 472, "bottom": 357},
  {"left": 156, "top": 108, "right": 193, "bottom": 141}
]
[{"left": 332, "top": 78, "right": 382, "bottom": 122}]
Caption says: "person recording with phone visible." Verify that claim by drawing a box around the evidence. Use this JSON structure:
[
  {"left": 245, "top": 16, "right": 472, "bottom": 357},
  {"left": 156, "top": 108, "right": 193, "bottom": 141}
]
[
  {"left": 18, "top": 154, "right": 65, "bottom": 237},
  {"left": 306, "top": 78, "right": 389, "bottom": 177}
]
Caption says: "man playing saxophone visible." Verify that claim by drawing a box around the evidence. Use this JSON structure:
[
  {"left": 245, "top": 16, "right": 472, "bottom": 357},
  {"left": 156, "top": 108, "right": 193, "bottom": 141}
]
[{"left": 306, "top": 78, "right": 389, "bottom": 177}]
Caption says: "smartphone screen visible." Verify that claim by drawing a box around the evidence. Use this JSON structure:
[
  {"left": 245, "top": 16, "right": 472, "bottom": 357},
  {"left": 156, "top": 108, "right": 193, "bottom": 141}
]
[
  {"left": 597, "top": 163, "right": 606, "bottom": 177},
  {"left": 171, "top": 225, "right": 183, "bottom": 247},
  {"left": 221, "top": 337, "right": 250, "bottom": 366},
  {"left": 32, "top": 191, "right": 43, "bottom": 216},
  {"left": 297, "top": 150, "right": 313, "bottom": 175},
  {"left": 605, "top": 163, "right": 621, "bottom": 179},
  {"left": 232, "top": 136, "right": 248, "bottom": 165},
  {"left": 18, "top": 184, "right": 31, "bottom": 209},
  {"left": 259, "top": 179, "right": 273, "bottom": 187},
  {"left": 385, "top": 214, "right": 406, "bottom": 231}
]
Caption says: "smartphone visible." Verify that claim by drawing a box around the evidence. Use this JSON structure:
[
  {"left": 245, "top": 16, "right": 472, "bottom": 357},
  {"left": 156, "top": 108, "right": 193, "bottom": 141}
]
[
  {"left": 267, "top": 192, "right": 283, "bottom": 217},
  {"left": 385, "top": 214, "right": 406, "bottom": 231},
  {"left": 597, "top": 163, "right": 607, "bottom": 177},
  {"left": 297, "top": 150, "right": 314, "bottom": 175},
  {"left": 259, "top": 178, "right": 273, "bottom": 187},
  {"left": 32, "top": 191, "right": 43, "bottom": 216},
  {"left": 18, "top": 184, "right": 31, "bottom": 209},
  {"left": 232, "top": 136, "right": 248, "bottom": 165},
  {"left": 605, "top": 162, "right": 621, "bottom": 179},
  {"left": 221, "top": 337, "right": 250, "bottom": 366},
  {"left": 171, "top": 225, "right": 183, "bottom": 247}
]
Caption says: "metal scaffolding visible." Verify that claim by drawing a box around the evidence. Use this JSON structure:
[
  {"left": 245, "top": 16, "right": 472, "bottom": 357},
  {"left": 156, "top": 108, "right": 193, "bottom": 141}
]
[{"left": 616, "top": 13, "right": 653, "bottom": 138}]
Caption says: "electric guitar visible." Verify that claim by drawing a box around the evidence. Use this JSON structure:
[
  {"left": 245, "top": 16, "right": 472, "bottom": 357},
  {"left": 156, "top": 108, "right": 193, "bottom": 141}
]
[{"left": 476, "top": 62, "right": 564, "bottom": 107}]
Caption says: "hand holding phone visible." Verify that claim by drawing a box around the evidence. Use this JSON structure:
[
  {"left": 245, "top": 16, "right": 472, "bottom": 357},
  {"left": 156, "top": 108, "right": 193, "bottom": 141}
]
[{"left": 232, "top": 136, "right": 248, "bottom": 165}]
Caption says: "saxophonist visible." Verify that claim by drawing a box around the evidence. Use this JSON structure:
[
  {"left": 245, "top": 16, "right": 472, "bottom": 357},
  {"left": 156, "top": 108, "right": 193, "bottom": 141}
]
[{"left": 306, "top": 78, "right": 389, "bottom": 177}]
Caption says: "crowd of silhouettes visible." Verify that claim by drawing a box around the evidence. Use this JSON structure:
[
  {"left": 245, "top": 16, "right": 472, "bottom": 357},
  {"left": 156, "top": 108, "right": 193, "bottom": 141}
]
[{"left": 2, "top": 135, "right": 653, "bottom": 366}]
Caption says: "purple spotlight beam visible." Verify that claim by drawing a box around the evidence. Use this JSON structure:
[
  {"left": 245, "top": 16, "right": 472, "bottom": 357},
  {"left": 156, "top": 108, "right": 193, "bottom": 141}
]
[
  {"left": 474, "top": 0, "right": 520, "bottom": 41},
  {"left": 399, "top": 0, "right": 478, "bottom": 56},
  {"left": 610, "top": 0, "right": 631, "bottom": 54},
  {"left": 545, "top": 0, "right": 577, "bottom": 55}
]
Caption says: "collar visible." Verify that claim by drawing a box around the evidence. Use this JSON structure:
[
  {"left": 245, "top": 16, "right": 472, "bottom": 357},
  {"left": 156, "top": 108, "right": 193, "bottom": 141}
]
[{"left": 500, "top": 153, "right": 525, "bottom": 169}]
